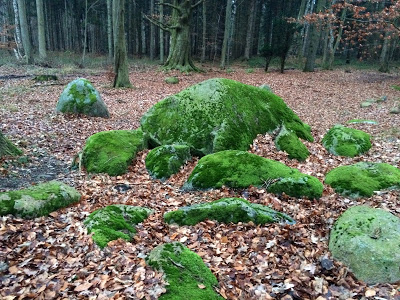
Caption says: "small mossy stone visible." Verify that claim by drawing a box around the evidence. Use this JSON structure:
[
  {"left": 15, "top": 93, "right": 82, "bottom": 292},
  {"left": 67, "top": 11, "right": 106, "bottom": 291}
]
[
  {"left": 165, "top": 77, "right": 179, "bottom": 84},
  {"left": 390, "top": 106, "right": 400, "bottom": 114},
  {"left": 275, "top": 125, "right": 309, "bottom": 161},
  {"left": 185, "top": 150, "right": 323, "bottom": 199},
  {"left": 164, "top": 197, "right": 294, "bottom": 225},
  {"left": 81, "top": 129, "right": 147, "bottom": 176},
  {"left": 346, "top": 119, "right": 378, "bottom": 125},
  {"left": 0, "top": 181, "right": 80, "bottom": 218},
  {"left": 322, "top": 125, "right": 371, "bottom": 157},
  {"left": 145, "top": 144, "right": 191, "bottom": 180},
  {"left": 84, "top": 205, "right": 153, "bottom": 249},
  {"left": 329, "top": 205, "right": 400, "bottom": 284},
  {"left": 141, "top": 78, "right": 313, "bottom": 156},
  {"left": 56, "top": 78, "right": 109, "bottom": 118},
  {"left": 259, "top": 84, "right": 273, "bottom": 93},
  {"left": 146, "top": 242, "right": 223, "bottom": 300},
  {"left": 360, "top": 101, "right": 373, "bottom": 108},
  {"left": 33, "top": 74, "right": 58, "bottom": 81},
  {"left": 325, "top": 162, "right": 400, "bottom": 198}
]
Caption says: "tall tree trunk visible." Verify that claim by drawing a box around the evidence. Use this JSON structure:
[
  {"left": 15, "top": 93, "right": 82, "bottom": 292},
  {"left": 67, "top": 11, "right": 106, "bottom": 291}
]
[
  {"left": 159, "top": 0, "right": 165, "bottom": 63},
  {"left": 0, "top": 132, "right": 22, "bottom": 158},
  {"left": 12, "top": 0, "right": 22, "bottom": 59},
  {"left": 244, "top": 0, "right": 256, "bottom": 60},
  {"left": 81, "top": 0, "right": 88, "bottom": 65},
  {"left": 149, "top": 0, "right": 155, "bottom": 60},
  {"left": 220, "top": 0, "right": 233, "bottom": 69},
  {"left": 113, "top": 0, "right": 132, "bottom": 88},
  {"left": 107, "top": 0, "right": 113, "bottom": 61},
  {"left": 257, "top": 1, "right": 267, "bottom": 55},
  {"left": 200, "top": 0, "right": 206, "bottom": 62},
  {"left": 36, "top": 0, "right": 46, "bottom": 60},
  {"left": 379, "top": 31, "right": 391, "bottom": 73}
]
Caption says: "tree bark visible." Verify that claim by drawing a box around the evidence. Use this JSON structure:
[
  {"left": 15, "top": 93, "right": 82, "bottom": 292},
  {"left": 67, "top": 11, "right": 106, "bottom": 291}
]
[
  {"left": 36, "top": 0, "right": 46, "bottom": 60},
  {"left": 159, "top": 0, "right": 165, "bottom": 63},
  {"left": 107, "top": 0, "right": 113, "bottom": 61},
  {"left": 379, "top": 31, "right": 391, "bottom": 73},
  {"left": 81, "top": 0, "right": 88, "bottom": 65},
  {"left": 244, "top": 0, "right": 256, "bottom": 60},
  {"left": 150, "top": 0, "right": 155, "bottom": 60},
  {"left": 220, "top": 0, "right": 232, "bottom": 69},
  {"left": 0, "top": 132, "right": 22, "bottom": 158},
  {"left": 200, "top": 0, "right": 206, "bottom": 62},
  {"left": 17, "top": 0, "right": 33, "bottom": 63}
]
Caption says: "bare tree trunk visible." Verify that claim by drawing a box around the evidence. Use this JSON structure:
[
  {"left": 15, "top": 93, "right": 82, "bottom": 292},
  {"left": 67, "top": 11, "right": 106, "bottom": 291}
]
[
  {"left": 220, "top": 0, "right": 233, "bottom": 69},
  {"left": 379, "top": 31, "right": 391, "bottom": 73},
  {"left": 200, "top": 0, "right": 206, "bottom": 62},
  {"left": 149, "top": 0, "right": 155, "bottom": 60},
  {"left": 159, "top": 0, "right": 164, "bottom": 63},
  {"left": 36, "top": 0, "right": 46, "bottom": 60},
  {"left": 81, "top": 0, "right": 88, "bottom": 65},
  {"left": 107, "top": 0, "right": 113, "bottom": 61},
  {"left": 244, "top": 0, "right": 256, "bottom": 60},
  {"left": 12, "top": 0, "right": 23, "bottom": 59}
]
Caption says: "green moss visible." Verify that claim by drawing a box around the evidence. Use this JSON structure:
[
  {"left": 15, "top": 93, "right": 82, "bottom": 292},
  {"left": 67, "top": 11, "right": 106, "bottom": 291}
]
[
  {"left": 164, "top": 197, "right": 294, "bottom": 225},
  {"left": 325, "top": 162, "right": 400, "bottom": 197},
  {"left": 329, "top": 206, "right": 400, "bottom": 284},
  {"left": 165, "top": 77, "right": 179, "bottom": 84},
  {"left": 322, "top": 125, "right": 371, "bottom": 157},
  {"left": 391, "top": 85, "right": 400, "bottom": 91},
  {"left": 0, "top": 181, "right": 80, "bottom": 218},
  {"left": 0, "top": 133, "right": 22, "bottom": 158},
  {"left": 185, "top": 150, "right": 323, "bottom": 199},
  {"left": 33, "top": 75, "right": 58, "bottom": 82},
  {"left": 84, "top": 205, "right": 153, "bottom": 249},
  {"left": 81, "top": 129, "right": 147, "bottom": 176},
  {"left": 275, "top": 125, "right": 309, "bottom": 161},
  {"left": 146, "top": 242, "right": 223, "bottom": 300},
  {"left": 141, "top": 78, "right": 313, "bottom": 157}
]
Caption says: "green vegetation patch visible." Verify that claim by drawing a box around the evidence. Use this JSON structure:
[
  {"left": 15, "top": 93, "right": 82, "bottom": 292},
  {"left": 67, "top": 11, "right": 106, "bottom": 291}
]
[
  {"left": 164, "top": 197, "right": 294, "bottom": 225},
  {"left": 33, "top": 75, "right": 58, "bottom": 82},
  {"left": 81, "top": 129, "right": 147, "bottom": 176},
  {"left": 322, "top": 125, "right": 371, "bottom": 157},
  {"left": 141, "top": 78, "right": 313, "bottom": 157},
  {"left": 0, "top": 133, "right": 22, "bottom": 158},
  {"left": 185, "top": 150, "right": 323, "bottom": 199},
  {"left": 165, "top": 77, "right": 179, "bottom": 84},
  {"left": 329, "top": 205, "right": 400, "bottom": 284},
  {"left": 275, "top": 125, "right": 309, "bottom": 161},
  {"left": 325, "top": 162, "right": 400, "bottom": 198},
  {"left": 146, "top": 242, "right": 223, "bottom": 300},
  {"left": 0, "top": 181, "right": 80, "bottom": 218},
  {"left": 346, "top": 119, "right": 378, "bottom": 125},
  {"left": 145, "top": 144, "right": 191, "bottom": 180},
  {"left": 84, "top": 205, "right": 153, "bottom": 249},
  {"left": 56, "top": 78, "right": 109, "bottom": 118}
]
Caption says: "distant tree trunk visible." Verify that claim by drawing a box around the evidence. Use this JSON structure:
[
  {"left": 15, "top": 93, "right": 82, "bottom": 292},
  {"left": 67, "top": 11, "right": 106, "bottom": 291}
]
[
  {"left": 107, "top": 0, "right": 113, "bottom": 61},
  {"left": 257, "top": 2, "right": 267, "bottom": 55},
  {"left": 159, "top": 0, "right": 165, "bottom": 63},
  {"left": 36, "top": 0, "right": 46, "bottom": 60},
  {"left": 17, "top": 0, "right": 33, "bottom": 64},
  {"left": 149, "top": 0, "right": 155, "bottom": 60},
  {"left": 81, "top": 0, "right": 88, "bottom": 65},
  {"left": 200, "top": 0, "right": 206, "bottom": 62},
  {"left": 379, "top": 31, "right": 391, "bottom": 73},
  {"left": 113, "top": 0, "right": 132, "bottom": 88},
  {"left": 0, "top": 132, "right": 22, "bottom": 158},
  {"left": 244, "top": 0, "right": 256, "bottom": 60},
  {"left": 220, "top": 0, "right": 233, "bottom": 69},
  {"left": 12, "top": 0, "right": 23, "bottom": 59}
]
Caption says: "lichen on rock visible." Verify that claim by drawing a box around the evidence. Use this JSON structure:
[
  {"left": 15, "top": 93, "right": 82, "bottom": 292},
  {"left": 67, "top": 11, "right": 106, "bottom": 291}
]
[{"left": 329, "top": 205, "right": 400, "bottom": 284}]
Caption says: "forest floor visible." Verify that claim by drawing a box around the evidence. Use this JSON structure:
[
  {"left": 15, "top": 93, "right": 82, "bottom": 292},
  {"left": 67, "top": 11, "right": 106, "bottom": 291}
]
[{"left": 0, "top": 62, "right": 399, "bottom": 300}]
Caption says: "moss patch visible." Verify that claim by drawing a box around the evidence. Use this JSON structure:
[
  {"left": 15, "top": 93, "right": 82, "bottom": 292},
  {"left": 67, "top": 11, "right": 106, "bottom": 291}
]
[
  {"left": 165, "top": 77, "right": 179, "bottom": 84},
  {"left": 0, "top": 181, "right": 80, "bottom": 218},
  {"left": 329, "top": 205, "right": 400, "bottom": 284},
  {"left": 146, "top": 144, "right": 191, "bottom": 180},
  {"left": 325, "top": 162, "right": 400, "bottom": 197},
  {"left": 346, "top": 119, "right": 378, "bottom": 125},
  {"left": 141, "top": 78, "right": 312, "bottom": 157},
  {"left": 81, "top": 129, "right": 147, "bottom": 176},
  {"left": 146, "top": 242, "right": 223, "bottom": 300},
  {"left": 33, "top": 75, "right": 58, "bottom": 82},
  {"left": 84, "top": 205, "right": 152, "bottom": 249},
  {"left": 164, "top": 197, "right": 294, "bottom": 225},
  {"left": 185, "top": 150, "right": 323, "bottom": 199},
  {"left": 322, "top": 125, "right": 371, "bottom": 157},
  {"left": 275, "top": 125, "right": 309, "bottom": 161},
  {"left": 0, "top": 132, "right": 22, "bottom": 158}
]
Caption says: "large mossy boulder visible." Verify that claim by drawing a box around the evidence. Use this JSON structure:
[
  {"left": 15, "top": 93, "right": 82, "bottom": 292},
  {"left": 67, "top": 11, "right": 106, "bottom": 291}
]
[
  {"left": 164, "top": 197, "right": 294, "bottom": 226},
  {"left": 84, "top": 205, "right": 152, "bottom": 249},
  {"left": 322, "top": 125, "right": 371, "bottom": 157},
  {"left": 81, "top": 129, "right": 147, "bottom": 176},
  {"left": 185, "top": 150, "right": 323, "bottom": 199},
  {"left": 0, "top": 181, "right": 80, "bottom": 218},
  {"left": 329, "top": 206, "right": 400, "bottom": 284},
  {"left": 325, "top": 162, "right": 400, "bottom": 197},
  {"left": 145, "top": 144, "right": 191, "bottom": 180},
  {"left": 56, "top": 78, "right": 109, "bottom": 117},
  {"left": 140, "top": 78, "right": 313, "bottom": 157},
  {"left": 146, "top": 242, "right": 223, "bottom": 300}
]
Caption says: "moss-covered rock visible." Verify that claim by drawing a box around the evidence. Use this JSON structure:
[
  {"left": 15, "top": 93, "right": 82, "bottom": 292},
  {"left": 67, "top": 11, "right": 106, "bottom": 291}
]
[
  {"left": 325, "top": 162, "right": 400, "bottom": 198},
  {"left": 81, "top": 129, "right": 147, "bottom": 176},
  {"left": 329, "top": 205, "right": 400, "bottom": 284},
  {"left": 275, "top": 125, "right": 309, "bottom": 161},
  {"left": 164, "top": 197, "right": 294, "bottom": 225},
  {"left": 346, "top": 119, "right": 378, "bottom": 125},
  {"left": 165, "top": 77, "right": 179, "bottom": 84},
  {"left": 146, "top": 242, "right": 223, "bottom": 300},
  {"left": 322, "top": 125, "right": 371, "bottom": 157},
  {"left": 84, "top": 205, "right": 152, "bottom": 249},
  {"left": 146, "top": 144, "right": 191, "bottom": 180},
  {"left": 0, "top": 181, "right": 80, "bottom": 218},
  {"left": 33, "top": 74, "right": 58, "bottom": 82},
  {"left": 141, "top": 78, "right": 313, "bottom": 157},
  {"left": 56, "top": 78, "right": 109, "bottom": 118},
  {"left": 185, "top": 150, "right": 323, "bottom": 199}
]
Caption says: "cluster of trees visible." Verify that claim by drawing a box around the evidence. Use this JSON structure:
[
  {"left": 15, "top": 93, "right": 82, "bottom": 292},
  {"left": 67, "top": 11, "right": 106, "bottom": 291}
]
[{"left": 0, "top": 0, "right": 400, "bottom": 74}]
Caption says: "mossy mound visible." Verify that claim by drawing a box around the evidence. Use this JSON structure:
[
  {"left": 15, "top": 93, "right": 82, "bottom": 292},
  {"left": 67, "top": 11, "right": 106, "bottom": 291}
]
[
  {"left": 141, "top": 78, "right": 313, "bottom": 157},
  {"left": 56, "top": 78, "right": 109, "bottom": 118},
  {"left": 0, "top": 181, "right": 80, "bottom": 218},
  {"left": 322, "top": 125, "right": 371, "bottom": 157},
  {"left": 84, "top": 205, "right": 153, "bottom": 249},
  {"left": 325, "top": 162, "right": 400, "bottom": 197},
  {"left": 329, "top": 206, "right": 400, "bottom": 284},
  {"left": 164, "top": 197, "right": 294, "bottom": 225},
  {"left": 81, "top": 129, "right": 147, "bottom": 176},
  {"left": 275, "top": 125, "right": 309, "bottom": 161},
  {"left": 0, "top": 132, "right": 22, "bottom": 158},
  {"left": 185, "top": 150, "right": 323, "bottom": 199},
  {"left": 146, "top": 242, "right": 223, "bottom": 300},
  {"left": 146, "top": 145, "right": 191, "bottom": 180},
  {"left": 33, "top": 74, "right": 58, "bottom": 81},
  {"left": 165, "top": 77, "right": 179, "bottom": 84}
]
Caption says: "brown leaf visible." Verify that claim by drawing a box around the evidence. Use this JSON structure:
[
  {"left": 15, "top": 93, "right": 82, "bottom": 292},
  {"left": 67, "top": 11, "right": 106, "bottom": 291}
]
[{"left": 74, "top": 282, "right": 93, "bottom": 292}]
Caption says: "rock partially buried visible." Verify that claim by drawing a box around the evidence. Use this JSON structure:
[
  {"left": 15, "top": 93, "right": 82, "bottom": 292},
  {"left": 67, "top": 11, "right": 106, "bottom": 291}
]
[
  {"left": 164, "top": 197, "right": 294, "bottom": 225},
  {"left": 141, "top": 78, "right": 313, "bottom": 157},
  {"left": 56, "top": 78, "right": 109, "bottom": 117},
  {"left": 0, "top": 181, "right": 80, "bottom": 218},
  {"left": 185, "top": 150, "right": 323, "bottom": 199},
  {"left": 275, "top": 125, "right": 309, "bottom": 161},
  {"left": 329, "top": 206, "right": 400, "bottom": 284},
  {"left": 81, "top": 129, "right": 147, "bottom": 176},
  {"left": 325, "top": 162, "right": 400, "bottom": 197},
  {"left": 84, "top": 205, "right": 152, "bottom": 249},
  {"left": 165, "top": 76, "right": 179, "bottom": 84},
  {"left": 146, "top": 242, "right": 223, "bottom": 300},
  {"left": 322, "top": 125, "right": 371, "bottom": 157},
  {"left": 145, "top": 144, "right": 191, "bottom": 180}
]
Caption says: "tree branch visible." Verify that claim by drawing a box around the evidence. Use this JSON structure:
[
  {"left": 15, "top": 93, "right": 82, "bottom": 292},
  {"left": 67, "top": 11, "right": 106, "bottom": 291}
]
[
  {"left": 142, "top": 13, "right": 171, "bottom": 32},
  {"left": 157, "top": 2, "right": 181, "bottom": 13},
  {"left": 192, "top": 0, "right": 203, "bottom": 9}
]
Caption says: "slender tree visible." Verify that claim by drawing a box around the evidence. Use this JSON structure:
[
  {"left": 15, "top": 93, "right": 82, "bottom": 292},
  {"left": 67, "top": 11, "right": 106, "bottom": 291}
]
[
  {"left": 107, "top": 0, "right": 113, "bottom": 61},
  {"left": 220, "top": 0, "right": 233, "bottom": 69},
  {"left": 159, "top": 0, "right": 165, "bottom": 63},
  {"left": 17, "top": 0, "right": 33, "bottom": 64},
  {"left": 244, "top": 0, "right": 256, "bottom": 60},
  {"left": 36, "top": 0, "right": 46, "bottom": 60}
]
